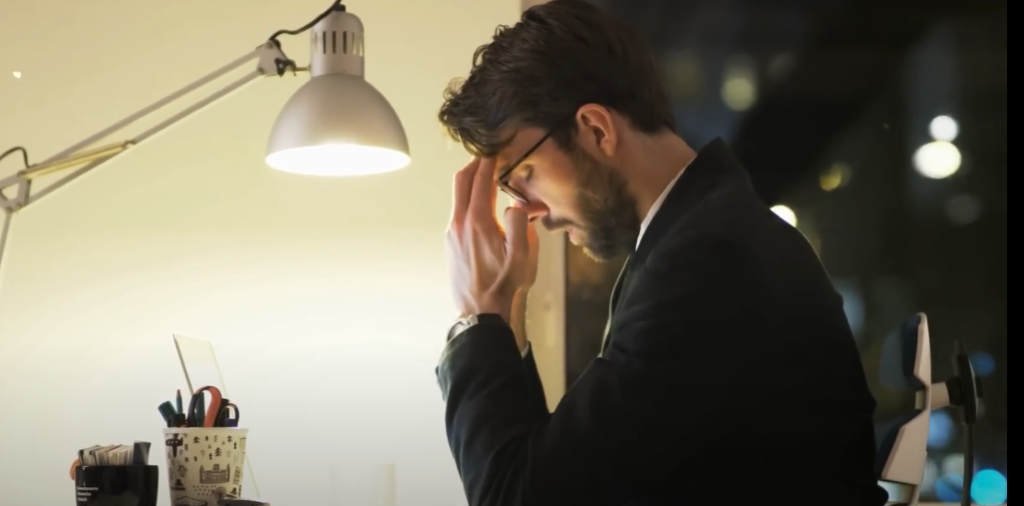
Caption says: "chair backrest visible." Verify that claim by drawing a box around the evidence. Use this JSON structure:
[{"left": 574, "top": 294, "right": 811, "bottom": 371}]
[{"left": 874, "top": 313, "right": 933, "bottom": 506}]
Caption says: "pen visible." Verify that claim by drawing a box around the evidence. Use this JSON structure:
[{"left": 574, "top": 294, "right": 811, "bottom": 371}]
[
  {"left": 176, "top": 389, "right": 183, "bottom": 415},
  {"left": 158, "top": 401, "right": 177, "bottom": 427}
]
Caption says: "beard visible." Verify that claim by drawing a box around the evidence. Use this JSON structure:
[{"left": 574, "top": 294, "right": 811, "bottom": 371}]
[{"left": 544, "top": 145, "right": 640, "bottom": 262}]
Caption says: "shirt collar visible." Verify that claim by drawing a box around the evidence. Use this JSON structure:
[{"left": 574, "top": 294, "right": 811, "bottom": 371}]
[{"left": 636, "top": 162, "right": 690, "bottom": 249}]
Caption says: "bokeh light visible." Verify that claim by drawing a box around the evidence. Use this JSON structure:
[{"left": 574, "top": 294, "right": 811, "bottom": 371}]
[
  {"left": 928, "top": 410, "right": 955, "bottom": 449},
  {"left": 922, "top": 459, "right": 940, "bottom": 494},
  {"left": 767, "top": 53, "right": 796, "bottom": 81},
  {"left": 770, "top": 205, "right": 797, "bottom": 227},
  {"left": 970, "top": 351, "right": 996, "bottom": 377},
  {"left": 721, "top": 56, "right": 758, "bottom": 111},
  {"left": 914, "top": 141, "right": 962, "bottom": 179},
  {"left": 972, "top": 469, "right": 1008, "bottom": 505},
  {"left": 931, "top": 469, "right": 1008, "bottom": 504},
  {"left": 930, "top": 115, "right": 960, "bottom": 141},
  {"left": 935, "top": 473, "right": 962, "bottom": 503},
  {"left": 946, "top": 194, "right": 982, "bottom": 225},
  {"left": 722, "top": 77, "right": 756, "bottom": 111},
  {"left": 943, "top": 453, "right": 965, "bottom": 476},
  {"left": 662, "top": 49, "right": 706, "bottom": 99},
  {"left": 820, "top": 162, "right": 852, "bottom": 191}
]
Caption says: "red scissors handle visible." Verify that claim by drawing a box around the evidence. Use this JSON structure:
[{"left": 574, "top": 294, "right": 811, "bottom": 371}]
[
  {"left": 186, "top": 386, "right": 223, "bottom": 428},
  {"left": 202, "top": 388, "right": 223, "bottom": 428}
]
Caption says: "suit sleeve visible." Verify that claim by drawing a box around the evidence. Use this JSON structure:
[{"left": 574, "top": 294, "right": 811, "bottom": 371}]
[
  {"left": 436, "top": 233, "right": 759, "bottom": 506},
  {"left": 522, "top": 346, "right": 549, "bottom": 417}
]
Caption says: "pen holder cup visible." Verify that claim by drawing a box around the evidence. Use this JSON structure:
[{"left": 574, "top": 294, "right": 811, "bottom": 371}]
[
  {"left": 74, "top": 465, "right": 159, "bottom": 506},
  {"left": 162, "top": 427, "right": 249, "bottom": 504}
]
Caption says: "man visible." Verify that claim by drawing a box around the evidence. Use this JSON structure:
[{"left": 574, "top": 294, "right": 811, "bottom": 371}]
[{"left": 436, "top": 1, "right": 887, "bottom": 505}]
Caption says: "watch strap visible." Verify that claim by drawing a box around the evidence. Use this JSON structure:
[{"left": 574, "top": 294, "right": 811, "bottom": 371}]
[{"left": 447, "top": 313, "right": 507, "bottom": 342}]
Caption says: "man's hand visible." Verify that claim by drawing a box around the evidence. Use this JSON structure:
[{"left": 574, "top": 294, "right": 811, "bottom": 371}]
[
  {"left": 510, "top": 217, "right": 539, "bottom": 351},
  {"left": 521, "top": 217, "right": 540, "bottom": 292},
  {"left": 446, "top": 157, "right": 532, "bottom": 323}
]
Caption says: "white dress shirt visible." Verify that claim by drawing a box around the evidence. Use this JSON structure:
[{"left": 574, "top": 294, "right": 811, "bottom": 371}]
[{"left": 636, "top": 164, "right": 688, "bottom": 249}]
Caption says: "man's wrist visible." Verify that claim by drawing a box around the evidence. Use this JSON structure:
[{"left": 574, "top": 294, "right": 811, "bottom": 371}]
[
  {"left": 510, "top": 290, "right": 529, "bottom": 353},
  {"left": 451, "top": 293, "right": 525, "bottom": 353},
  {"left": 512, "top": 288, "right": 529, "bottom": 310},
  {"left": 447, "top": 313, "right": 508, "bottom": 342},
  {"left": 472, "top": 295, "right": 514, "bottom": 324}
]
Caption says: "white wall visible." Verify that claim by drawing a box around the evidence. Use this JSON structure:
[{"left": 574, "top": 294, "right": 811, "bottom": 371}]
[{"left": 0, "top": 0, "right": 554, "bottom": 504}]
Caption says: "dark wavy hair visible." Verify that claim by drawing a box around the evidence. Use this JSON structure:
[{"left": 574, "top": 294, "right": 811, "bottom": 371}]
[{"left": 437, "top": 0, "right": 676, "bottom": 157}]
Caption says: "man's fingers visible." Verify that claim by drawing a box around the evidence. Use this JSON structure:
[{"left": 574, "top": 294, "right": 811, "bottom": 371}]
[
  {"left": 451, "top": 158, "right": 480, "bottom": 224},
  {"left": 470, "top": 157, "right": 499, "bottom": 219},
  {"left": 526, "top": 219, "right": 539, "bottom": 253},
  {"left": 503, "top": 205, "right": 530, "bottom": 263}
]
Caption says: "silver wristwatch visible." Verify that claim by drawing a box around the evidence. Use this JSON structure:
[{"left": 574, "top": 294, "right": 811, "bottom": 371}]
[{"left": 447, "top": 313, "right": 507, "bottom": 342}]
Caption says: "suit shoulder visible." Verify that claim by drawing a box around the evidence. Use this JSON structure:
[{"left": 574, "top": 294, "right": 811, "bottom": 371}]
[
  {"left": 642, "top": 226, "right": 751, "bottom": 293},
  {"left": 650, "top": 211, "right": 747, "bottom": 266}
]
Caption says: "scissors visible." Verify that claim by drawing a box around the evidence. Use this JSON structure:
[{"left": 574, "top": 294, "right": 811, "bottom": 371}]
[
  {"left": 186, "top": 386, "right": 223, "bottom": 428},
  {"left": 215, "top": 402, "right": 240, "bottom": 427}
]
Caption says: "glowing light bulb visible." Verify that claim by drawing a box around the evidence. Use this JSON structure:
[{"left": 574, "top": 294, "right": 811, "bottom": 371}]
[
  {"left": 12, "top": 71, "right": 21, "bottom": 79},
  {"left": 265, "top": 144, "right": 410, "bottom": 176}
]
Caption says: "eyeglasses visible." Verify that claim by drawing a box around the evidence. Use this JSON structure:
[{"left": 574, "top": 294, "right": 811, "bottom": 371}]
[{"left": 496, "top": 124, "right": 561, "bottom": 204}]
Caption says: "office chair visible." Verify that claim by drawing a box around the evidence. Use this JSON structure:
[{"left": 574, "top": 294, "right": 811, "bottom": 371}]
[{"left": 875, "top": 313, "right": 982, "bottom": 506}]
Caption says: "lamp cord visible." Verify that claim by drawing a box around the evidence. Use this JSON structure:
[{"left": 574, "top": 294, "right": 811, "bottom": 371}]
[
  {"left": 265, "top": 0, "right": 345, "bottom": 75},
  {"left": 0, "top": 146, "right": 30, "bottom": 169},
  {"left": 4, "top": 3, "right": 347, "bottom": 161},
  {"left": 268, "top": 0, "right": 344, "bottom": 43}
]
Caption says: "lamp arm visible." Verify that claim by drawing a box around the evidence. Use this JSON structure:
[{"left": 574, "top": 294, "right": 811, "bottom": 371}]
[
  {"left": 0, "top": 41, "right": 293, "bottom": 272},
  {"left": 0, "top": 212, "right": 11, "bottom": 277}
]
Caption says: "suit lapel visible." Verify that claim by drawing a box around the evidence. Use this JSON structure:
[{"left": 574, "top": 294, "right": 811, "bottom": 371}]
[
  {"left": 599, "top": 256, "right": 632, "bottom": 357},
  {"left": 595, "top": 138, "right": 751, "bottom": 358}
]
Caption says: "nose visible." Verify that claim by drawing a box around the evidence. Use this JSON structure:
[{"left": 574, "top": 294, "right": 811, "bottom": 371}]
[{"left": 515, "top": 200, "right": 549, "bottom": 222}]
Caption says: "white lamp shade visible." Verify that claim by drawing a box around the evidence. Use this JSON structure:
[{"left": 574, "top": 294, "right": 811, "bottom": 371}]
[{"left": 265, "top": 73, "right": 410, "bottom": 176}]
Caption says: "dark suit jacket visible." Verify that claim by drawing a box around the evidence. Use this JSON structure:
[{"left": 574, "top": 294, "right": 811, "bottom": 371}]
[{"left": 436, "top": 139, "right": 888, "bottom": 506}]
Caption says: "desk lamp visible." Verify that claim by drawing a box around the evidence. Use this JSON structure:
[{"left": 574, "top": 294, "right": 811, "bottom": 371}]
[{"left": 0, "top": 0, "right": 410, "bottom": 272}]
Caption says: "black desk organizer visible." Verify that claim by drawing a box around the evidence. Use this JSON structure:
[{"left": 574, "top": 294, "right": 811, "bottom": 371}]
[{"left": 74, "top": 465, "right": 159, "bottom": 506}]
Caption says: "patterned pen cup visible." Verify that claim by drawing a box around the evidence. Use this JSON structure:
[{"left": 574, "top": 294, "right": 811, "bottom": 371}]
[{"left": 162, "top": 427, "right": 248, "bottom": 505}]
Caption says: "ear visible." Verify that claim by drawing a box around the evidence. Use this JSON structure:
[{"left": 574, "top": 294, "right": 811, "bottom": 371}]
[{"left": 575, "top": 104, "right": 618, "bottom": 158}]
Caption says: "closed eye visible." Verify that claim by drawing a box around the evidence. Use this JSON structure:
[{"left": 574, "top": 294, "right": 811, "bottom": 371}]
[{"left": 520, "top": 164, "right": 534, "bottom": 183}]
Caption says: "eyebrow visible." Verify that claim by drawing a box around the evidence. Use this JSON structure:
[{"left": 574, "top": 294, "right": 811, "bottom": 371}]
[{"left": 497, "top": 160, "right": 517, "bottom": 180}]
